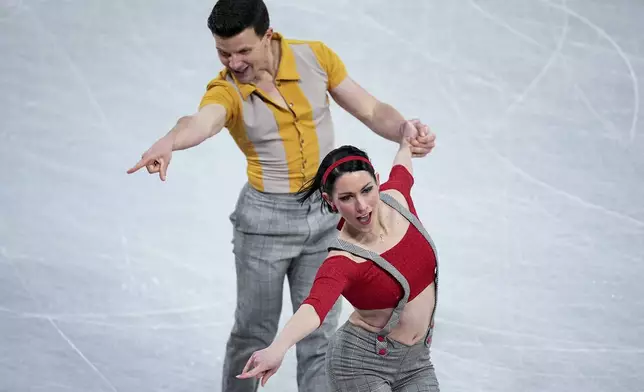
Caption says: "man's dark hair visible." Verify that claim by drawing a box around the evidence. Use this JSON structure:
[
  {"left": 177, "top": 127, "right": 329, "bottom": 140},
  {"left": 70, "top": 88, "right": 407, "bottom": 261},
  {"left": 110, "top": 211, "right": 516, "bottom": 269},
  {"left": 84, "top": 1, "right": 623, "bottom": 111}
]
[{"left": 207, "top": 0, "right": 270, "bottom": 38}]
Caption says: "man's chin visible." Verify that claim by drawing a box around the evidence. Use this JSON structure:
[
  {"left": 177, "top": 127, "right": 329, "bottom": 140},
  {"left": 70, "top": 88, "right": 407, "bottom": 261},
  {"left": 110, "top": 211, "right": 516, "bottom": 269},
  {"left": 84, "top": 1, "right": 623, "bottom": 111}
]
[{"left": 231, "top": 68, "right": 252, "bottom": 82}]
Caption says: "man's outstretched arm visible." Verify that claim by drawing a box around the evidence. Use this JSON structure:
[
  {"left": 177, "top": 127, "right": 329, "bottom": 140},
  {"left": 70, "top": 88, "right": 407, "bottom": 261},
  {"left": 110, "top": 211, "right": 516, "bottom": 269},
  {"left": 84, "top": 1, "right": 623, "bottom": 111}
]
[
  {"left": 126, "top": 103, "right": 226, "bottom": 181},
  {"left": 329, "top": 76, "right": 435, "bottom": 157}
]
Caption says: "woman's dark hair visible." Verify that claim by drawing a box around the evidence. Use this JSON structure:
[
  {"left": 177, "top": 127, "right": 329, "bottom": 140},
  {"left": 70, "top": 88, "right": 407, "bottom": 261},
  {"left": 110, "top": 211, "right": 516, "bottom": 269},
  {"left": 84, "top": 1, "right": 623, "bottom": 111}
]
[
  {"left": 297, "top": 145, "right": 377, "bottom": 213},
  {"left": 207, "top": 0, "right": 270, "bottom": 38}
]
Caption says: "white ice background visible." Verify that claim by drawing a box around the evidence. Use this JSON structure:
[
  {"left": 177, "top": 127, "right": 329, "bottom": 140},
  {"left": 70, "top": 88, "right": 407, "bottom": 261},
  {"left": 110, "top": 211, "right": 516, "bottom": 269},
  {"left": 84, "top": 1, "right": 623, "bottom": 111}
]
[{"left": 1, "top": 1, "right": 643, "bottom": 391}]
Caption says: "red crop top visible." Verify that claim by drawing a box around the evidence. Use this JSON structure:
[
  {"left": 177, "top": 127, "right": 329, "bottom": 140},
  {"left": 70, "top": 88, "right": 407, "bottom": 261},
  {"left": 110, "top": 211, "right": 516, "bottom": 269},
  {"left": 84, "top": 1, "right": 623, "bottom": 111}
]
[{"left": 302, "top": 165, "right": 437, "bottom": 322}]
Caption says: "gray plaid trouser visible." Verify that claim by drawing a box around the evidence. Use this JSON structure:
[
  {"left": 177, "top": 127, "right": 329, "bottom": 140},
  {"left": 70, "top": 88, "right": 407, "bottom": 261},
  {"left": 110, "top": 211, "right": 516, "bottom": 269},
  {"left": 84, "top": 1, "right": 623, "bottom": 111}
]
[
  {"left": 222, "top": 183, "right": 343, "bottom": 392},
  {"left": 326, "top": 321, "right": 440, "bottom": 392}
]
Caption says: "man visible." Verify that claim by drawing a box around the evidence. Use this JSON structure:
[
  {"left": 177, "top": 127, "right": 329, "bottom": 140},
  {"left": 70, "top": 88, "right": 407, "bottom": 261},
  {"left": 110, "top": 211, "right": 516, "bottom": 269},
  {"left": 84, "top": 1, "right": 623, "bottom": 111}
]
[{"left": 127, "top": 0, "right": 436, "bottom": 391}]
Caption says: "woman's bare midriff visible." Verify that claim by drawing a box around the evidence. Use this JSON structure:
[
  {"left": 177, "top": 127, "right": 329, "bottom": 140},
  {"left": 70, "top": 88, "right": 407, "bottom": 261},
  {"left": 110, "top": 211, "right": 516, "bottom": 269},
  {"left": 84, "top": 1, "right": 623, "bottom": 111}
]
[
  {"left": 337, "top": 189, "right": 436, "bottom": 346},
  {"left": 348, "top": 282, "right": 436, "bottom": 346}
]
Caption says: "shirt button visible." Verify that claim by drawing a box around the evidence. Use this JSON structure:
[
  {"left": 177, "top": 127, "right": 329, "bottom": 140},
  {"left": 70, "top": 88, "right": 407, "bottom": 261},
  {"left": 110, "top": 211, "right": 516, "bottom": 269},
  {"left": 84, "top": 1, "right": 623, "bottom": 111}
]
[
  {"left": 289, "top": 102, "right": 294, "bottom": 107},
  {"left": 378, "top": 349, "right": 387, "bottom": 356},
  {"left": 377, "top": 335, "right": 385, "bottom": 342}
]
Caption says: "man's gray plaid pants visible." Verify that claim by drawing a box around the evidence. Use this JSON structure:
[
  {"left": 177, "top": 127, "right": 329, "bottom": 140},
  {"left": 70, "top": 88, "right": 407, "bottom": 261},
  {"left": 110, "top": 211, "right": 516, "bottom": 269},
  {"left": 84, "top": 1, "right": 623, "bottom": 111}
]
[{"left": 221, "top": 183, "right": 342, "bottom": 392}]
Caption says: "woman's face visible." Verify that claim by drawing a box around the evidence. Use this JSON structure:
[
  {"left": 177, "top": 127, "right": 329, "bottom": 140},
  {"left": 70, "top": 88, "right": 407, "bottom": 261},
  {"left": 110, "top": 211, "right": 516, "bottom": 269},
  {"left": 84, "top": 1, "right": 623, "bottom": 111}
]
[{"left": 325, "top": 170, "right": 380, "bottom": 233}]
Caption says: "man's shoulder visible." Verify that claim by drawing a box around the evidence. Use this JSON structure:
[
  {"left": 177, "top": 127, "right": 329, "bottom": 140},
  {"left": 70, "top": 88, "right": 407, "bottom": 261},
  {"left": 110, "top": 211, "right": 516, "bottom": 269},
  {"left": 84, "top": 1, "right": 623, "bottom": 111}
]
[
  {"left": 282, "top": 36, "right": 344, "bottom": 73},
  {"left": 283, "top": 36, "right": 331, "bottom": 51},
  {"left": 204, "top": 69, "right": 234, "bottom": 90}
]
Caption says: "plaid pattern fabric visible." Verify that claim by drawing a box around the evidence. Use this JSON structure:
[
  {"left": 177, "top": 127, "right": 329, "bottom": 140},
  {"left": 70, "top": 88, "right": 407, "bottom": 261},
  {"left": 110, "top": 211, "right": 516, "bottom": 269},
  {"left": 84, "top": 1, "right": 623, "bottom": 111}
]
[
  {"left": 222, "top": 183, "right": 343, "bottom": 392},
  {"left": 324, "top": 192, "right": 441, "bottom": 391},
  {"left": 326, "top": 321, "right": 440, "bottom": 392}
]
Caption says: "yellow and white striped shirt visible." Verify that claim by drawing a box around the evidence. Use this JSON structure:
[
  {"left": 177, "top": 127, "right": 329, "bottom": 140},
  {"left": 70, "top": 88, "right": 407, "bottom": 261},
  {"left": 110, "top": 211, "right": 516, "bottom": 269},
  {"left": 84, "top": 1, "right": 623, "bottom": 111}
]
[{"left": 199, "top": 32, "right": 348, "bottom": 193}]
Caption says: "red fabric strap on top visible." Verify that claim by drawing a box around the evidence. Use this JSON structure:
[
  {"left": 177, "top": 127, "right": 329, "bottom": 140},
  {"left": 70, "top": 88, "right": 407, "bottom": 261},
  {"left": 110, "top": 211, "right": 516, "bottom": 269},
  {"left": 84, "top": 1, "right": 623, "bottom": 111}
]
[{"left": 322, "top": 156, "right": 372, "bottom": 186}]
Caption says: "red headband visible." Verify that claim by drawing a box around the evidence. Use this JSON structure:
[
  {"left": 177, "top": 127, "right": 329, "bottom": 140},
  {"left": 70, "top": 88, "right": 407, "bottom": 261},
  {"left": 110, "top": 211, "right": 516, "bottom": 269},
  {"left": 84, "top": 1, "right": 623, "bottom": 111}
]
[{"left": 321, "top": 156, "right": 372, "bottom": 187}]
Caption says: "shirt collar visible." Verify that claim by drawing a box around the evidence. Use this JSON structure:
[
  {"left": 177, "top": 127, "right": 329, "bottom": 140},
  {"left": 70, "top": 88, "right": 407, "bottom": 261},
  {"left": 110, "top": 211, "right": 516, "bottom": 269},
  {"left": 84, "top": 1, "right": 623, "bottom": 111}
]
[{"left": 227, "top": 32, "right": 300, "bottom": 100}]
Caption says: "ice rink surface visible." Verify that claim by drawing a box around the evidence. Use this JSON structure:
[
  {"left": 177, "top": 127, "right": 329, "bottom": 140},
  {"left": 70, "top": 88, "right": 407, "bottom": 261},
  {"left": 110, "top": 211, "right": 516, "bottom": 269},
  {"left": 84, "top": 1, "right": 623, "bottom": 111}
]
[{"left": 1, "top": 0, "right": 643, "bottom": 391}]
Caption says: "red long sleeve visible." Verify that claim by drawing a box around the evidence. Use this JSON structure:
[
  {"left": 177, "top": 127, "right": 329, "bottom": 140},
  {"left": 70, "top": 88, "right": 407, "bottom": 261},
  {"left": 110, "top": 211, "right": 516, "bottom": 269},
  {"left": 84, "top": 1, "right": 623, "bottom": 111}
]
[{"left": 302, "top": 255, "right": 360, "bottom": 322}]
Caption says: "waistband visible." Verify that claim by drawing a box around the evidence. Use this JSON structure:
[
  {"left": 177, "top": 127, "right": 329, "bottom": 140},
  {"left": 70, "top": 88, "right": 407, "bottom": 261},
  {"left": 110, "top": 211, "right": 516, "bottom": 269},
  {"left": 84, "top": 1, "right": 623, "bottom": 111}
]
[
  {"left": 242, "top": 182, "right": 322, "bottom": 206},
  {"left": 338, "top": 320, "right": 428, "bottom": 350}
]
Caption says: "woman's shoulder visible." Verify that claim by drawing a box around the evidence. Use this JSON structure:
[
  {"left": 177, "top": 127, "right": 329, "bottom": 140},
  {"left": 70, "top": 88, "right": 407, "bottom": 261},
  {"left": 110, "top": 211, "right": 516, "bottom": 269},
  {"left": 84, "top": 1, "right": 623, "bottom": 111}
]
[
  {"left": 380, "top": 188, "right": 410, "bottom": 210},
  {"left": 379, "top": 165, "right": 414, "bottom": 192},
  {"left": 328, "top": 247, "right": 371, "bottom": 265},
  {"left": 378, "top": 164, "right": 417, "bottom": 215}
]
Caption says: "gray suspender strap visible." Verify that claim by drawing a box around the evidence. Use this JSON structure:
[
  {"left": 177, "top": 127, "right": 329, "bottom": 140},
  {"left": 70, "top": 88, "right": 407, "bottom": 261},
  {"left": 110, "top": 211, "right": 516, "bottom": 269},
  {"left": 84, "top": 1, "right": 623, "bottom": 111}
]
[
  {"left": 328, "top": 236, "right": 409, "bottom": 356},
  {"left": 379, "top": 193, "right": 439, "bottom": 347},
  {"left": 330, "top": 237, "right": 410, "bottom": 334},
  {"left": 379, "top": 193, "right": 439, "bottom": 262},
  {"left": 328, "top": 192, "right": 439, "bottom": 353}
]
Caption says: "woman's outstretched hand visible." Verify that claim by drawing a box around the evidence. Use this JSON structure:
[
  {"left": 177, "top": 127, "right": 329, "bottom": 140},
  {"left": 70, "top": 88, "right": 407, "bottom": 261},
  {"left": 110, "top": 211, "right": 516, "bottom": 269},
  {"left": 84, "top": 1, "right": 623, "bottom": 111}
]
[{"left": 236, "top": 345, "right": 286, "bottom": 387}]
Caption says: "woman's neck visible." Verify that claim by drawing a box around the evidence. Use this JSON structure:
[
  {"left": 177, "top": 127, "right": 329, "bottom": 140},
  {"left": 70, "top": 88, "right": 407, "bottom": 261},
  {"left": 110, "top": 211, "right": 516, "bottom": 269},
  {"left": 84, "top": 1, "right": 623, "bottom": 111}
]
[{"left": 347, "top": 201, "right": 388, "bottom": 245}]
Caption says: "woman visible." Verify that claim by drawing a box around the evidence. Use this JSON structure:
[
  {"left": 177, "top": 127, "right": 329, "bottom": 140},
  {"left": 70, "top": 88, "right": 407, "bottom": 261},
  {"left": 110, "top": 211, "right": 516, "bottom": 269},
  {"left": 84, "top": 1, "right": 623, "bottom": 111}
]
[{"left": 236, "top": 123, "right": 440, "bottom": 391}]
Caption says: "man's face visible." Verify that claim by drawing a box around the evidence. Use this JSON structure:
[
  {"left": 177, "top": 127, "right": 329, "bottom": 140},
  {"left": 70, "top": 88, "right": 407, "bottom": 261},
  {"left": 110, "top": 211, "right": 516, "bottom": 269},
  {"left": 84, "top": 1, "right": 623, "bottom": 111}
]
[{"left": 214, "top": 27, "right": 272, "bottom": 84}]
